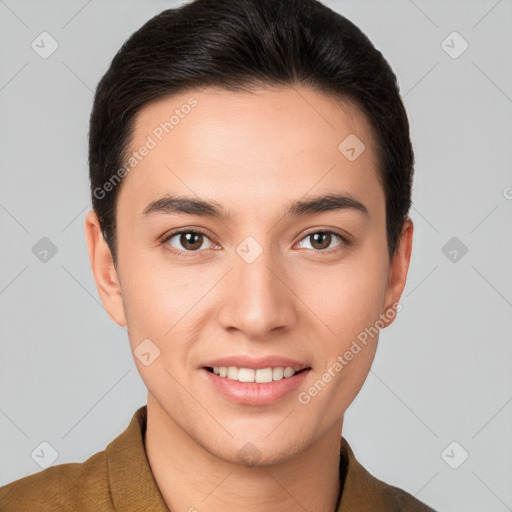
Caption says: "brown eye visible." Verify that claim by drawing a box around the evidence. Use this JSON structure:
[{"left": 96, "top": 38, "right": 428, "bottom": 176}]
[
  {"left": 297, "top": 231, "right": 346, "bottom": 253},
  {"left": 179, "top": 232, "right": 203, "bottom": 250},
  {"left": 165, "top": 231, "right": 213, "bottom": 252},
  {"left": 309, "top": 232, "right": 332, "bottom": 250}
]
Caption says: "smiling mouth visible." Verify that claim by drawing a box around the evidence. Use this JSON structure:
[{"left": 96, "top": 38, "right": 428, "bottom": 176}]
[{"left": 204, "top": 366, "right": 310, "bottom": 383}]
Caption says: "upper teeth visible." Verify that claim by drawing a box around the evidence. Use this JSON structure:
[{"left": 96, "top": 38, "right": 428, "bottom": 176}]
[{"left": 212, "top": 366, "right": 297, "bottom": 383}]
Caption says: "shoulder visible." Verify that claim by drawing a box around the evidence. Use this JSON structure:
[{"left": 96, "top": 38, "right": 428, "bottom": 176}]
[
  {"left": 339, "top": 437, "right": 437, "bottom": 512},
  {"left": 373, "top": 478, "right": 438, "bottom": 512},
  {"left": 0, "top": 449, "right": 114, "bottom": 511}
]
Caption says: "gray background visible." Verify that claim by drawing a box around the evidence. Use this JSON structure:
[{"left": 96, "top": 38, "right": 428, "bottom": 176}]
[{"left": 1, "top": 1, "right": 511, "bottom": 510}]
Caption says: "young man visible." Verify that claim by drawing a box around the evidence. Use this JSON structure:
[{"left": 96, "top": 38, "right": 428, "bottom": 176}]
[{"left": 0, "top": 0, "right": 437, "bottom": 510}]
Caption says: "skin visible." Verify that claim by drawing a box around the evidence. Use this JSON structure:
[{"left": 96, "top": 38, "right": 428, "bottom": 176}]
[{"left": 85, "top": 85, "right": 413, "bottom": 512}]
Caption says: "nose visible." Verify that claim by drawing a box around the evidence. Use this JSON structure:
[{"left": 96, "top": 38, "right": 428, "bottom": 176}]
[{"left": 217, "top": 241, "right": 298, "bottom": 340}]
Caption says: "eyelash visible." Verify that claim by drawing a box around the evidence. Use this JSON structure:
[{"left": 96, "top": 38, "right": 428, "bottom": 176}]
[{"left": 159, "top": 227, "right": 351, "bottom": 259}]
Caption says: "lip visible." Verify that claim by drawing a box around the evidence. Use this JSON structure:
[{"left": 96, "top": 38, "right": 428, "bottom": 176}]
[{"left": 200, "top": 355, "right": 311, "bottom": 406}]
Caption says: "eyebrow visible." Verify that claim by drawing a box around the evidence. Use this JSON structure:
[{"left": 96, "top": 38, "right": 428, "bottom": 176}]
[{"left": 141, "top": 193, "right": 369, "bottom": 220}]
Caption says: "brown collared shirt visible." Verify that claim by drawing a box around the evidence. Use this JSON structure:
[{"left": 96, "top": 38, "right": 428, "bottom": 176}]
[{"left": 0, "top": 406, "right": 437, "bottom": 511}]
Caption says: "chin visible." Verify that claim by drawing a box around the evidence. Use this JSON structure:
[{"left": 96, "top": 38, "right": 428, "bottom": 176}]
[{"left": 215, "top": 430, "right": 313, "bottom": 467}]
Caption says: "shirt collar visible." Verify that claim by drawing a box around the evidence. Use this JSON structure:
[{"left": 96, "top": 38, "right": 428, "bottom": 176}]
[{"left": 106, "top": 405, "right": 168, "bottom": 510}]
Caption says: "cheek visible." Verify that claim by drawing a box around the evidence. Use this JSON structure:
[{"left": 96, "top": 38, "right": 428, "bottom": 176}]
[
  {"left": 295, "top": 257, "right": 389, "bottom": 347},
  {"left": 117, "top": 248, "right": 215, "bottom": 362},
  {"left": 116, "top": 247, "right": 169, "bottom": 346},
  {"left": 298, "top": 277, "right": 384, "bottom": 416}
]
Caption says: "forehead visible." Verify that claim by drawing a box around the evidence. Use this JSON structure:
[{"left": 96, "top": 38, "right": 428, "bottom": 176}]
[{"left": 118, "top": 85, "right": 383, "bottom": 219}]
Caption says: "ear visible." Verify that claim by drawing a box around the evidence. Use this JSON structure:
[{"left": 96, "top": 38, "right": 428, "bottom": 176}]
[
  {"left": 381, "top": 217, "right": 413, "bottom": 327},
  {"left": 84, "top": 210, "right": 127, "bottom": 327}
]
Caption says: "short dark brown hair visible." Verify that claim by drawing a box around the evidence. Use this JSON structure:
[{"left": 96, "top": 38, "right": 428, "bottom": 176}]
[{"left": 89, "top": 0, "right": 414, "bottom": 265}]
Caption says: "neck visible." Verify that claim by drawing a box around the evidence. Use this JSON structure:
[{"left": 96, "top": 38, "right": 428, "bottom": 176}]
[{"left": 144, "top": 395, "right": 344, "bottom": 512}]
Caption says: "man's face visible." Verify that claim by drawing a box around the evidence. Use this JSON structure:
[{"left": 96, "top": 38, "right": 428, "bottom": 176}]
[{"left": 90, "top": 85, "right": 410, "bottom": 465}]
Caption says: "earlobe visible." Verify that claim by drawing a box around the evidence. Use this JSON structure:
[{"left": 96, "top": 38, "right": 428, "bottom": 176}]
[
  {"left": 84, "top": 210, "right": 127, "bottom": 327},
  {"left": 381, "top": 218, "right": 414, "bottom": 328}
]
